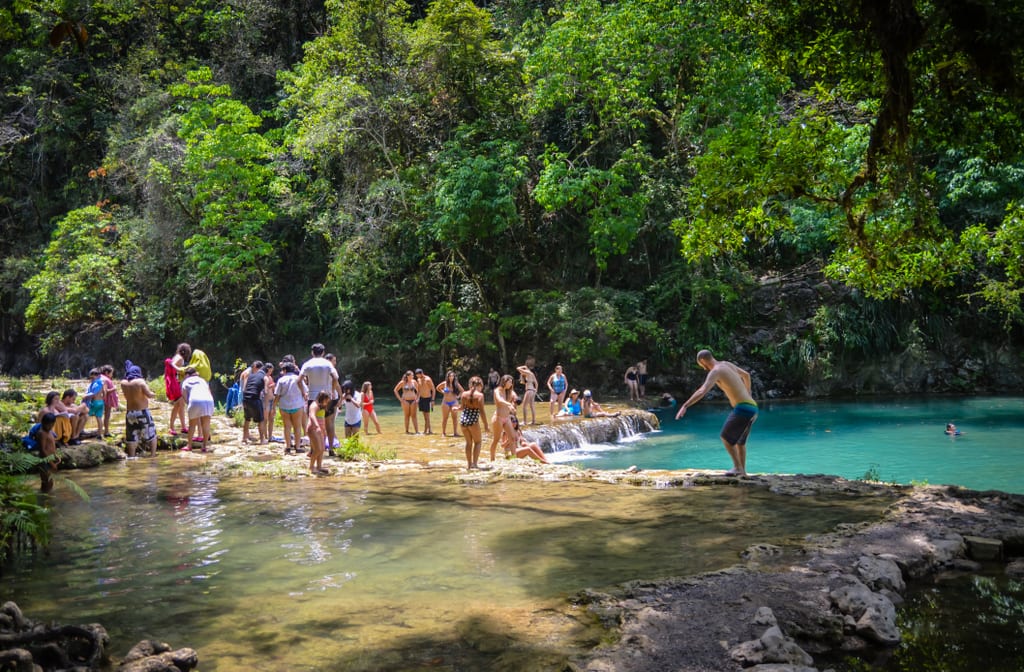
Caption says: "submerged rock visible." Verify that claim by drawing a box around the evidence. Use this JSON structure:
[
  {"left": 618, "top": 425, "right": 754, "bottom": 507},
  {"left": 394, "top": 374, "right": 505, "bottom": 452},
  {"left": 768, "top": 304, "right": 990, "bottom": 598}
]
[{"left": 0, "top": 602, "right": 197, "bottom": 672}]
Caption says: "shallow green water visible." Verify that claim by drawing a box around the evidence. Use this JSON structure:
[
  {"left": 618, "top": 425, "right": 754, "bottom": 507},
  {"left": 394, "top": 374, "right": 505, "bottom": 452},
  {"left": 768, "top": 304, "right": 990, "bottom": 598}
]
[
  {"left": 3, "top": 460, "right": 887, "bottom": 671},
  {"left": 549, "top": 396, "right": 1024, "bottom": 493}
]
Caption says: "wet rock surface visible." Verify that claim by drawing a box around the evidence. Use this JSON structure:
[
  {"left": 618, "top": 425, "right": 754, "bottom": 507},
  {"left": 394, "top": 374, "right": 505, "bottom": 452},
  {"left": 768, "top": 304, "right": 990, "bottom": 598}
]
[
  {"left": 567, "top": 485, "right": 1024, "bottom": 671},
  {"left": 0, "top": 601, "right": 196, "bottom": 672}
]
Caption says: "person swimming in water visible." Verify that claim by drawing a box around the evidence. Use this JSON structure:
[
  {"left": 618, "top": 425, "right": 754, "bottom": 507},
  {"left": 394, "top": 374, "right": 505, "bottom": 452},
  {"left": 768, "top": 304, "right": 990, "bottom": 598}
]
[{"left": 944, "top": 423, "right": 963, "bottom": 436}]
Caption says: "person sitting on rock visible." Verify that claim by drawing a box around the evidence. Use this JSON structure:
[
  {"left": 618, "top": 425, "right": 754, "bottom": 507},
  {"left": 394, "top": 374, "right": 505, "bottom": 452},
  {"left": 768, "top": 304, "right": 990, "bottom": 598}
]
[
  {"left": 57, "top": 389, "right": 88, "bottom": 444},
  {"left": 41, "top": 391, "right": 74, "bottom": 445},
  {"left": 555, "top": 389, "right": 583, "bottom": 417},
  {"left": 581, "top": 390, "right": 621, "bottom": 418},
  {"left": 503, "top": 416, "right": 550, "bottom": 464}
]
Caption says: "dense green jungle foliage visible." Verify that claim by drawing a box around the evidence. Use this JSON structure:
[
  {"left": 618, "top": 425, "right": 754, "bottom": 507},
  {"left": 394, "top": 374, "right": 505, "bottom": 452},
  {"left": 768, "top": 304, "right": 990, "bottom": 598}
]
[{"left": 2, "top": 0, "right": 1023, "bottom": 394}]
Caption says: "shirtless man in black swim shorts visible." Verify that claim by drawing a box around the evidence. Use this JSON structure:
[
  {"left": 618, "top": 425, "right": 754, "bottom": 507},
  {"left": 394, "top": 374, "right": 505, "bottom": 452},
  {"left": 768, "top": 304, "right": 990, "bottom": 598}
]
[
  {"left": 415, "top": 369, "right": 436, "bottom": 435},
  {"left": 675, "top": 350, "right": 757, "bottom": 476}
]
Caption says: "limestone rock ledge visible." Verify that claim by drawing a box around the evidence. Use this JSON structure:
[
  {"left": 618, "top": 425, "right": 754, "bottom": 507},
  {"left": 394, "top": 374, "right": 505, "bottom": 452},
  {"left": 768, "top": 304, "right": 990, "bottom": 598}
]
[{"left": 568, "top": 483, "right": 1024, "bottom": 672}]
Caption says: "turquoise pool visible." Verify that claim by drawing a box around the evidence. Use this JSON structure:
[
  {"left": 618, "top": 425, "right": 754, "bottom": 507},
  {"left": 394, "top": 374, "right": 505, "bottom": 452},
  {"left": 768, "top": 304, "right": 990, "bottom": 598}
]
[{"left": 546, "top": 396, "right": 1024, "bottom": 493}]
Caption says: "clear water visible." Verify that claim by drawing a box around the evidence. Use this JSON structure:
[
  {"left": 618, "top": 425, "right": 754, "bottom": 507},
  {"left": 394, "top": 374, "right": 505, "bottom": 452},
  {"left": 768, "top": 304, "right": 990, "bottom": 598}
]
[
  {"left": 2, "top": 462, "right": 888, "bottom": 671},
  {"left": 547, "top": 396, "right": 1024, "bottom": 494},
  {"left": 825, "top": 569, "right": 1024, "bottom": 671}
]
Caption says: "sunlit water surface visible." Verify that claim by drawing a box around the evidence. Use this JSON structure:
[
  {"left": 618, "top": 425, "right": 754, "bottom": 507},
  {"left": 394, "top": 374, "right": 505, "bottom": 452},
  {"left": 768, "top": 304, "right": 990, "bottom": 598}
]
[
  {"left": 547, "top": 396, "right": 1024, "bottom": 493},
  {"left": 3, "top": 461, "right": 888, "bottom": 671}
]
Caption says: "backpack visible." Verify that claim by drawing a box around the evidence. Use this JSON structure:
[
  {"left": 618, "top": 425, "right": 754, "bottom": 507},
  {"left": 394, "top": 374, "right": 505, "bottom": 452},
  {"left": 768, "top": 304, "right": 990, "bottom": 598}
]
[
  {"left": 22, "top": 423, "right": 41, "bottom": 451},
  {"left": 190, "top": 349, "right": 212, "bottom": 381}
]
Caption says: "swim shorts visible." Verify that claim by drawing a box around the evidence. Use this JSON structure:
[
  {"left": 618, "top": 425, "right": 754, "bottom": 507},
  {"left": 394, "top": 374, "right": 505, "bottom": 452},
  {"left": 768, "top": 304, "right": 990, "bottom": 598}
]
[
  {"left": 243, "top": 398, "right": 264, "bottom": 423},
  {"left": 418, "top": 397, "right": 432, "bottom": 413},
  {"left": 720, "top": 402, "right": 758, "bottom": 446},
  {"left": 88, "top": 399, "right": 105, "bottom": 418},
  {"left": 125, "top": 409, "right": 157, "bottom": 445}
]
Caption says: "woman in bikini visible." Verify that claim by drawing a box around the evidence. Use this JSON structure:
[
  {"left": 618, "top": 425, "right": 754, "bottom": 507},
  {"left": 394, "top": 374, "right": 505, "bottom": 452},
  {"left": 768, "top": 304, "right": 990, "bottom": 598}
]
[
  {"left": 438, "top": 370, "right": 464, "bottom": 437},
  {"left": 503, "top": 415, "right": 550, "bottom": 464},
  {"left": 393, "top": 370, "right": 420, "bottom": 434},
  {"left": 307, "top": 391, "right": 330, "bottom": 474},
  {"left": 488, "top": 374, "right": 518, "bottom": 462},
  {"left": 516, "top": 362, "right": 538, "bottom": 425},
  {"left": 361, "top": 381, "right": 382, "bottom": 434},
  {"left": 546, "top": 364, "right": 568, "bottom": 420},
  {"left": 455, "top": 376, "right": 489, "bottom": 469}
]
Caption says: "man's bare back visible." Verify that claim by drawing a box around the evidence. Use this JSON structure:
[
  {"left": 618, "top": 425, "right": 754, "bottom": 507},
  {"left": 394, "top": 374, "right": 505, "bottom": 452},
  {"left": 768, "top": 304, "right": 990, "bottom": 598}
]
[
  {"left": 676, "top": 351, "right": 753, "bottom": 419},
  {"left": 704, "top": 360, "right": 754, "bottom": 407},
  {"left": 122, "top": 378, "right": 154, "bottom": 411}
]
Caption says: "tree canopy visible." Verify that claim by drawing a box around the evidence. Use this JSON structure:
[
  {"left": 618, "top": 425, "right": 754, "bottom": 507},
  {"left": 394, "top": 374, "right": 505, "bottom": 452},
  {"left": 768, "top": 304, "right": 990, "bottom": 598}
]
[{"left": 3, "top": 0, "right": 1023, "bottom": 391}]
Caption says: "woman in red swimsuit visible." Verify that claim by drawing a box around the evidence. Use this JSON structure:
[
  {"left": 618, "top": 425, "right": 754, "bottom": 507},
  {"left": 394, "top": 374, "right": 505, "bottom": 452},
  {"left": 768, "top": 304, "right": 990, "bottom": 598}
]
[{"left": 361, "top": 381, "right": 382, "bottom": 434}]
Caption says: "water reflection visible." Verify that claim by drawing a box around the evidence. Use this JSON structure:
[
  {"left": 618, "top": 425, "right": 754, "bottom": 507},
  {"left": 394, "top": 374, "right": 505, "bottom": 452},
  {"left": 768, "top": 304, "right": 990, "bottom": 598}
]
[
  {"left": 824, "top": 569, "right": 1024, "bottom": 671},
  {"left": 3, "top": 460, "right": 890, "bottom": 671}
]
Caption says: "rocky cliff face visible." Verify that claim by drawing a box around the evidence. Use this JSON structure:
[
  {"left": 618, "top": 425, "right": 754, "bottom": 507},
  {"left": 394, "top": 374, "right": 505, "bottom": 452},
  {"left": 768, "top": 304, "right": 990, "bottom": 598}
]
[{"left": 687, "top": 266, "right": 1024, "bottom": 399}]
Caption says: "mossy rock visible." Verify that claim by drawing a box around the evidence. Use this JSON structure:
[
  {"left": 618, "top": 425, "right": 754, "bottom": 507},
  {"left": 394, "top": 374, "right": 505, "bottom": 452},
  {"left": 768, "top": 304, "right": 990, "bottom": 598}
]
[{"left": 59, "top": 441, "right": 124, "bottom": 468}]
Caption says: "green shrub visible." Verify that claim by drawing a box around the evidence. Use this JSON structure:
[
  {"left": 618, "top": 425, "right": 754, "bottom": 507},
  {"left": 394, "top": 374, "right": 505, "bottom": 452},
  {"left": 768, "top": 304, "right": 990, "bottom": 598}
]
[
  {"left": 148, "top": 377, "right": 167, "bottom": 402},
  {"left": 336, "top": 434, "right": 396, "bottom": 462}
]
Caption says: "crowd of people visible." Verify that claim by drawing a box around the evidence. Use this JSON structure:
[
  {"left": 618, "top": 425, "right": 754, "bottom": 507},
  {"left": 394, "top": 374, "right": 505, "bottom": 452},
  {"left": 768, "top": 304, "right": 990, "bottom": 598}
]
[{"left": 27, "top": 345, "right": 652, "bottom": 483}]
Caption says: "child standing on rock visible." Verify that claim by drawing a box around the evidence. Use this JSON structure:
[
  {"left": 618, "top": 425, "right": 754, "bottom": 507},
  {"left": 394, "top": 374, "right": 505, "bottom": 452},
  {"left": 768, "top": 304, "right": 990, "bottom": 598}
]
[{"left": 307, "top": 391, "right": 330, "bottom": 474}]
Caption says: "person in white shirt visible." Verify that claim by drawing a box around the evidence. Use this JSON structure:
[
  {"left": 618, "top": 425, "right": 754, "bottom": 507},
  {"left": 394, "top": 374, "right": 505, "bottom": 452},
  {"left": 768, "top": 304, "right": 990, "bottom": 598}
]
[
  {"left": 300, "top": 343, "right": 341, "bottom": 451},
  {"left": 181, "top": 367, "right": 215, "bottom": 452},
  {"left": 274, "top": 362, "right": 308, "bottom": 454},
  {"left": 340, "top": 380, "right": 362, "bottom": 438}
]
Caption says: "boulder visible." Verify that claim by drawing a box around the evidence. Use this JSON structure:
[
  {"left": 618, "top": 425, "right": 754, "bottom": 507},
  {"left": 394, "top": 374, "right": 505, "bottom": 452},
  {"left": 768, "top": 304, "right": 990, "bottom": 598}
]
[
  {"left": 119, "top": 648, "right": 198, "bottom": 672},
  {"left": 122, "top": 640, "right": 172, "bottom": 663},
  {"left": 829, "top": 580, "right": 899, "bottom": 645},
  {"left": 855, "top": 555, "right": 905, "bottom": 593},
  {"left": 753, "top": 607, "right": 777, "bottom": 627},
  {"left": 1006, "top": 558, "right": 1024, "bottom": 579},
  {"left": 59, "top": 441, "right": 124, "bottom": 468},
  {"left": 729, "top": 626, "right": 814, "bottom": 667},
  {"left": 964, "top": 535, "right": 1003, "bottom": 561}
]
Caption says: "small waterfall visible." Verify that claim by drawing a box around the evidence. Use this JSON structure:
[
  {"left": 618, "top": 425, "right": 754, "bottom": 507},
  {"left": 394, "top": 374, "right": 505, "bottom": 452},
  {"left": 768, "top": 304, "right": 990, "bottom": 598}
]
[{"left": 521, "top": 410, "right": 660, "bottom": 453}]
